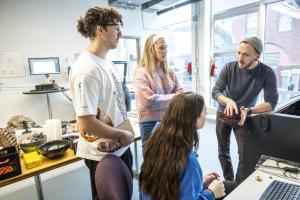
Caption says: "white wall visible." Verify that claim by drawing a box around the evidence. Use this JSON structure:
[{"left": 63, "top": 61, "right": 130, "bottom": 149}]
[{"left": 0, "top": 0, "right": 147, "bottom": 127}]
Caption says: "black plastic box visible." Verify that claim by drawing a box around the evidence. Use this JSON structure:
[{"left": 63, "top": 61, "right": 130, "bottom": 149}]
[{"left": 0, "top": 146, "right": 22, "bottom": 181}]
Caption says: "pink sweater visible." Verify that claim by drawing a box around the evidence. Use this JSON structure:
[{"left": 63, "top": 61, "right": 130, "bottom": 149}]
[{"left": 134, "top": 67, "right": 183, "bottom": 122}]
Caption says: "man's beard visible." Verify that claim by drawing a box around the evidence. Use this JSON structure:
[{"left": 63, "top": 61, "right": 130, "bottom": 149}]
[{"left": 239, "top": 59, "right": 257, "bottom": 69}]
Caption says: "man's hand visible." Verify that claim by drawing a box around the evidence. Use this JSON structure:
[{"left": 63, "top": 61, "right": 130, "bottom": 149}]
[
  {"left": 203, "top": 172, "right": 220, "bottom": 188},
  {"left": 97, "top": 139, "right": 122, "bottom": 152},
  {"left": 119, "top": 130, "right": 134, "bottom": 147},
  {"left": 224, "top": 99, "right": 239, "bottom": 116},
  {"left": 238, "top": 106, "right": 249, "bottom": 126}
]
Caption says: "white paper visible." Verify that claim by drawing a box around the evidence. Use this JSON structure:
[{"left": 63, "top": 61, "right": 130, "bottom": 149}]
[{"left": 0, "top": 52, "right": 25, "bottom": 78}]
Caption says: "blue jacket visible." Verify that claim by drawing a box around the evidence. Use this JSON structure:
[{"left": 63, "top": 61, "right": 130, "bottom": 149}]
[{"left": 141, "top": 151, "right": 215, "bottom": 200}]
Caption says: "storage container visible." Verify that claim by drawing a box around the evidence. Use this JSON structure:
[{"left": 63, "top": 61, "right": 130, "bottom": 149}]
[{"left": 0, "top": 146, "right": 21, "bottom": 181}]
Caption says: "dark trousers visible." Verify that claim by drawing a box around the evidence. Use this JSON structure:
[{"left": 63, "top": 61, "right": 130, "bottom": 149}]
[
  {"left": 84, "top": 148, "right": 133, "bottom": 200},
  {"left": 216, "top": 112, "right": 244, "bottom": 184}
]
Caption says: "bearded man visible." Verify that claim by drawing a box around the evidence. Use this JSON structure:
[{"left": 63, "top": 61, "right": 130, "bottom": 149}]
[{"left": 212, "top": 37, "right": 279, "bottom": 184}]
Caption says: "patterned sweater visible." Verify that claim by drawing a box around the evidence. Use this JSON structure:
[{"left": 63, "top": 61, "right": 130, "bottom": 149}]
[{"left": 134, "top": 67, "right": 183, "bottom": 122}]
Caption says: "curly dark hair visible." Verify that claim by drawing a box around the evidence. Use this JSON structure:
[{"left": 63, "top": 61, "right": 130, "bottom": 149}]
[{"left": 77, "top": 7, "right": 123, "bottom": 39}]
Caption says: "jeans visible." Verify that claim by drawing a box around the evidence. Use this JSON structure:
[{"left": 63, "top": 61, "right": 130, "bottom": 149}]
[
  {"left": 216, "top": 112, "right": 245, "bottom": 185},
  {"left": 139, "top": 121, "right": 158, "bottom": 153}
]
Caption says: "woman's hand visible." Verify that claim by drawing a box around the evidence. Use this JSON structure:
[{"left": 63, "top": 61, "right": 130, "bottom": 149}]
[
  {"left": 203, "top": 172, "right": 220, "bottom": 188},
  {"left": 208, "top": 179, "right": 226, "bottom": 198}
]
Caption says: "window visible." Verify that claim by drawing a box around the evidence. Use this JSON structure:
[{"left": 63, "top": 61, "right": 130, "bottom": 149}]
[
  {"left": 278, "top": 14, "right": 293, "bottom": 32},
  {"left": 212, "top": 0, "right": 258, "bottom": 14},
  {"left": 141, "top": 3, "right": 193, "bottom": 91},
  {"left": 211, "top": 1, "right": 259, "bottom": 107},
  {"left": 159, "top": 4, "right": 193, "bottom": 91},
  {"left": 263, "top": 52, "right": 280, "bottom": 68},
  {"left": 246, "top": 12, "right": 257, "bottom": 36},
  {"left": 164, "top": 20, "right": 192, "bottom": 91},
  {"left": 214, "top": 12, "right": 257, "bottom": 51},
  {"left": 265, "top": 0, "right": 300, "bottom": 104},
  {"left": 211, "top": 54, "right": 236, "bottom": 107}
]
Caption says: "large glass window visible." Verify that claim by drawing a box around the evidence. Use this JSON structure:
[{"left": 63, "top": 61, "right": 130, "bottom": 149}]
[
  {"left": 211, "top": 2, "right": 259, "bottom": 107},
  {"left": 214, "top": 12, "right": 257, "bottom": 50},
  {"left": 211, "top": 54, "right": 236, "bottom": 107},
  {"left": 165, "top": 20, "right": 192, "bottom": 91},
  {"left": 211, "top": 0, "right": 300, "bottom": 107},
  {"left": 213, "top": 0, "right": 258, "bottom": 14},
  {"left": 278, "top": 14, "right": 293, "bottom": 32},
  {"left": 160, "top": 5, "right": 193, "bottom": 91},
  {"left": 264, "top": 0, "right": 300, "bottom": 104},
  {"left": 141, "top": 3, "right": 193, "bottom": 91}
]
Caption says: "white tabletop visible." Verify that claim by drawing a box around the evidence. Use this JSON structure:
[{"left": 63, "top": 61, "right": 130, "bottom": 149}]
[{"left": 225, "top": 169, "right": 300, "bottom": 200}]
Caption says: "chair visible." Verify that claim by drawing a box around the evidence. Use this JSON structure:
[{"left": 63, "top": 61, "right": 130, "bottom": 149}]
[{"left": 95, "top": 154, "right": 133, "bottom": 200}]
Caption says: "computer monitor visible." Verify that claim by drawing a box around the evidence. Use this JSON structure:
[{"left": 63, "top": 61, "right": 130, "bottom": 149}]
[
  {"left": 112, "top": 61, "right": 127, "bottom": 84},
  {"left": 243, "top": 97, "right": 300, "bottom": 179},
  {"left": 28, "top": 57, "right": 60, "bottom": 78}
]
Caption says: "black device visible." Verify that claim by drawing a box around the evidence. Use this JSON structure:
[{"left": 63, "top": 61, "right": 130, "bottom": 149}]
[
  {"left": 35, "top": 83, "right": 59, "bottom": 91},
  {"left": 243, "top": 97, "right": 300, "bottom": 179}
]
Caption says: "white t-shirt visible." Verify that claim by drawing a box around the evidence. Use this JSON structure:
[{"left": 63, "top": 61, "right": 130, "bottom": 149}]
[{"left": 69, "top": 50, "right": 128, "bottom": 161}]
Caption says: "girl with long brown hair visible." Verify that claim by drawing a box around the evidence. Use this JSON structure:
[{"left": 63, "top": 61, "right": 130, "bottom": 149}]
[{"left": 139, "top": 92, "right": 225, "bottom": 200}]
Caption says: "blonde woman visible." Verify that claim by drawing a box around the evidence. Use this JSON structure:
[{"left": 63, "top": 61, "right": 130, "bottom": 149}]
[{"left": 134, "top": 34, "right": 183, "bottom": 152}]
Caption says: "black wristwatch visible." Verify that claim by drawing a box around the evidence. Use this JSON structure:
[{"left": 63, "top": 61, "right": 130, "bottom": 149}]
[
  {"left": 207, "top": 189, "right": 215, "bottom": 198},
  {"left": 247, "top": 107, "right": 252, "bottom": 115}
]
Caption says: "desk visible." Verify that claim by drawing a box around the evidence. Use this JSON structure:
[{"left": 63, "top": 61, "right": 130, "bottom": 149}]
[
  {"left": 1, "top": 116, "right": 140, "bottom": 199},
  {"left": 0, "top": 149, "right": 81, "bottom": 200},
  {"left": 23, "top": 88, "right": 69, "bottom": 119},
  {"left": 224, "top": 168, "right": 300, "bottom": 200}
]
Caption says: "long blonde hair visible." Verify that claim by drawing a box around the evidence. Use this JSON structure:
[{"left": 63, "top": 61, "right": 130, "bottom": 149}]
[{"left": 138, "top": 34, "right": 169, "bottom": 79}]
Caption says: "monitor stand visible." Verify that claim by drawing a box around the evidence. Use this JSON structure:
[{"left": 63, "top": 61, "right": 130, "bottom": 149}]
[{"left": 43, "top": 74, "right": 52, "bottom": 84}]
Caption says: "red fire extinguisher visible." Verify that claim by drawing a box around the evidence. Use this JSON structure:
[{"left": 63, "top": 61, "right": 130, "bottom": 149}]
[
  {"left": 210, "top": 60, "right": 217, "bottom": 77},
  {"left": 187, "top": 62, "right": 192, "bottom": 74}
]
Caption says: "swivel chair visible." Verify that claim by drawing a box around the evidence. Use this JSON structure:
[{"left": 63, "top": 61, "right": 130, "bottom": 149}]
[{"left": 95, "top": 154, "right": 133, "bottom": 200}]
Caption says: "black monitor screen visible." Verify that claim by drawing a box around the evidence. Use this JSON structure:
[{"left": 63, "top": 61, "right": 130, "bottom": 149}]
[
  {"left": 243, "top": 103, "right": 300, "bottom": 179},
  {"left": 28, "top": 57, "right": 60, "bottom": 75},
  {"left": 112, "top": 61, "right": 127, "bottom": 83}
]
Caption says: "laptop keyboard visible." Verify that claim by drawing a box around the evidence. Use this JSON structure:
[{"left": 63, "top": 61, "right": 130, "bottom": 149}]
[{"left": 260, "top": 180, "right": 300, "bottom": 200}]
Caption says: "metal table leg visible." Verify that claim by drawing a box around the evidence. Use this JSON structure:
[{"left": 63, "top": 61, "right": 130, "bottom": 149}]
[
  {"left": 34, "top": 175, "right": 45, "bottom": 200},
  {"left": 46, "top": 93, "right": 53, "bottom": 119},
  {"left": 134, "top": 141, "right": 139, "bottom": 179}
]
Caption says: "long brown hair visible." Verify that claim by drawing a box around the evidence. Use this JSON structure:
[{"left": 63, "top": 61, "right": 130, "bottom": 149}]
[{"left": 139, "top": 92, "right": 205, "bottom": 200}]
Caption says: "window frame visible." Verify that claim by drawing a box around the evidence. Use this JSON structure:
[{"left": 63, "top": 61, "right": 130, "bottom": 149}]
[{"left": 210, "top": 1, "right": 262, "bottom": 107}]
